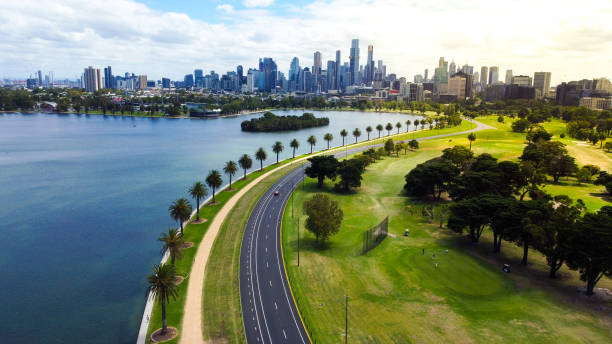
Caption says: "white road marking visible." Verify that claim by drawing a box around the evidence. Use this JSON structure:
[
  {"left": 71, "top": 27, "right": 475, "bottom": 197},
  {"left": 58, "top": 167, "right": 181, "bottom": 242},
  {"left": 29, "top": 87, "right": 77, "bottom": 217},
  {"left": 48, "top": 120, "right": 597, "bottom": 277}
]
[{"left": 283, "top": 329, "right": 287, "bottom": 339}]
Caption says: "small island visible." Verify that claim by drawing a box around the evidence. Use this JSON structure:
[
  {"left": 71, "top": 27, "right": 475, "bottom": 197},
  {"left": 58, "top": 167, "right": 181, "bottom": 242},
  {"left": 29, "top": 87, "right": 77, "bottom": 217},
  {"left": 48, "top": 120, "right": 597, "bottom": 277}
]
[{"left": 241, "top": 111, "right": 329, "bottom": 132}]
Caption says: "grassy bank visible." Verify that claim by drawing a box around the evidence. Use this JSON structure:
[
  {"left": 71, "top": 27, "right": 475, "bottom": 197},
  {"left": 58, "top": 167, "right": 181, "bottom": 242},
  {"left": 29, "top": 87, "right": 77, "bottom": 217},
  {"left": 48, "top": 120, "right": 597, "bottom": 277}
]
[{"left": 282, "top": 137, "right": 612, "bottom": 343}]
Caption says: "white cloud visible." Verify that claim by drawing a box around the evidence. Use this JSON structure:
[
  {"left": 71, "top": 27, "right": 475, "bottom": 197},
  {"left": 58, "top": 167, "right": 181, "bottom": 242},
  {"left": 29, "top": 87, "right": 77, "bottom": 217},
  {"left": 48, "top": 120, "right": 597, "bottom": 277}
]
[
  {"left": 243, "top": 0, "right": 274, "bottom": 8},
  {"left": 216, "top": 4, "right": 234, "bottom": 13},
  {"left": 0, "top": 0, "right": 611, "bottom": 85}
]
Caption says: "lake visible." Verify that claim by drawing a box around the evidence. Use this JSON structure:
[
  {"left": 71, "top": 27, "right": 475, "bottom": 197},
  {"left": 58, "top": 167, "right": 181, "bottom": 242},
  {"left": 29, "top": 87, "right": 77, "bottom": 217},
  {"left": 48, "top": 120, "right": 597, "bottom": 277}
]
[{"left": 0, "top": 110, "right": 421, "bottom": 343}]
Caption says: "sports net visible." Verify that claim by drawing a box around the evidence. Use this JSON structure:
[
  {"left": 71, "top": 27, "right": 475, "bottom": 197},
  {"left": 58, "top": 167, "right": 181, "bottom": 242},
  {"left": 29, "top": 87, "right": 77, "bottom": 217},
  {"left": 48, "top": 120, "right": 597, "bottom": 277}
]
[{"left": 361, "top": 216, "right": 389, "bottom": 255}]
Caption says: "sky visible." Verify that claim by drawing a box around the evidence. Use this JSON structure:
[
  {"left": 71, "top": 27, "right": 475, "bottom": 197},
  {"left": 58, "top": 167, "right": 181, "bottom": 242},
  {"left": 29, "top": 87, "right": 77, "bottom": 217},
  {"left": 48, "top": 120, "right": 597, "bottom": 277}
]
[{"left": 1, "top": 0, "right": 611, "bottom": 86}]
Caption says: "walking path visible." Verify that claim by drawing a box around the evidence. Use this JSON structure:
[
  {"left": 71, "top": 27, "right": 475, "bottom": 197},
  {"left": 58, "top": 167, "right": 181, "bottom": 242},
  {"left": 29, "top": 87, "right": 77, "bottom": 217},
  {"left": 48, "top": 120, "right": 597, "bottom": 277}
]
[{"left": 149, "top": 117, "right": 494, "bottom": 344}]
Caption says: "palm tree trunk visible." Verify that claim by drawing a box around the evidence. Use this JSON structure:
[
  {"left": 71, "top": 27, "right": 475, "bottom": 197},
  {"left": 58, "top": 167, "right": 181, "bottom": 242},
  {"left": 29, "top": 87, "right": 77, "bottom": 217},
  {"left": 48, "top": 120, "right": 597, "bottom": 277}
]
[
  {"left": 212, "top": 187, "right": 216, "bottom": 203},
  {"left": 260, "top": 160, "right": 263, "bottom": 171},
  {"left": 293, "top": 147, "right": 295, "bottom": 158},
  {"left": 229, "top": 175, "right": 232, "bottom": 189},
  {"left": 469, "top": 141, "right": 472, "bottom": 150},
  {"left": 161, "top": 294, "right": 167, "bottom": 335},
  {"left": 521, "top": 241, "right": 529, "bottom": 266},
  {"left": 180, "top": 222, "right": 184, "bottom": 236},
  {"left": 243, "top": 168, "right": 247, "bottom": 179},
  {"left": 196, "top": 198, "right": 200, "bottom": 220},
  {"left": 310, "top": 145, "right": 313, "bottom": 154},
  {"left": 276, "top": 153, "right": 279, "bottom": 164}
]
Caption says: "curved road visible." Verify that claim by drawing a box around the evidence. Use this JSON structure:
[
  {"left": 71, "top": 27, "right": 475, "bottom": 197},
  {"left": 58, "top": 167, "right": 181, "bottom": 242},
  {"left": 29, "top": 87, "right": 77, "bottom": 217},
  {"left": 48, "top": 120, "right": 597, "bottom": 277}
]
[{"left": 239, "top": 118, "right": 493, "bottom": 344}]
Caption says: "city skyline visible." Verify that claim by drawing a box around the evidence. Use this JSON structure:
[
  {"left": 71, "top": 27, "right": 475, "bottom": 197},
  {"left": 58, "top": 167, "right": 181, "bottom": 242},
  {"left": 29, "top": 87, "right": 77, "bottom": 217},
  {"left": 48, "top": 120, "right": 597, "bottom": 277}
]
[{"left": 1, "top": 0, "right": 611, "bottom": 84}]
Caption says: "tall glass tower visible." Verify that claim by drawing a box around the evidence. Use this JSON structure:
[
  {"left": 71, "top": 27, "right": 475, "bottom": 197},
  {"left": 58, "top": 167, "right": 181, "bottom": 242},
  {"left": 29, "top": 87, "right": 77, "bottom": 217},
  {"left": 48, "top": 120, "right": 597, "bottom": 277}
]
[{"left": 349, "top": 39, "right": 360, "bottom": 86}]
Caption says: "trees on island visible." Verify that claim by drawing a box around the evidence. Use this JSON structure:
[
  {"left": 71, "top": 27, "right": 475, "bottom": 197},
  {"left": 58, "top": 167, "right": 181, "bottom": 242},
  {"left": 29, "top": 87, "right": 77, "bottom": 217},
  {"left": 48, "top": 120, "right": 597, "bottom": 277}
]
[{"left": 240, "top": 112, "right": 329, "bottom": 132}]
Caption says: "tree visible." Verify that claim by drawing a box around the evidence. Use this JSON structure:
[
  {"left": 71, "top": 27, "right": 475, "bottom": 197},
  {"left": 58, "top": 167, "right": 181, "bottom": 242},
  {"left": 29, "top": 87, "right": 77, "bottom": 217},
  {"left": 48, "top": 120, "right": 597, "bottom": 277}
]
[
  {"left": 340, "top": 129, "right": 348, "bottom": 146},
  {"left": 305, "top": 155, "right": 339, "bottom": 188},
  {"left": 188, "top": 182, "right": 207, "bottom": 220},
  {"left": 395, "top": 121, "right": 402, "bottom": 134},
  {"left": 255, "top": 147, "right": 267, "bottom": 170},
  {"left": 520, "top": 140, "right": 577, "bottom": 183},
  {"left": 576, "top": 167, "right": 593, "bottom": 184},
  {"left": 147, "top": 263, "right": 179, "bottom": 336},
  {"left": 565, "top": 206, "right": 612, "bottom": 295},
  {"left": 526, "top": 125, "right": 552, "bottom": 143},
  {"left": 511, "top": 118, "right": 531, "bottom": 133},
  {"left": 404, "top": 158, "right": 460, "bottom": 201},
  {"left": 306, "top": 135, "right": 317, "bottom": 153},
  {"left": 385, "top": 122, "right": 393, "bottom": 136},
  {"left": 448, "top": 194, "right": 511, "bottom": 243},
  {"left": 516, "top": 161, "right": 546, "bottom": 200},
  {"left": 508, "top": 199, "right": 553, "bottom": 266},
  {"left": 290, "top": 139, "right": 299, "bottom": 158},
  {"left": 408, "top": 139, "right": 419, "bottom": 150},
  {"left": 206, "top": 170, "right": 223, "bottom": 203},
  {"left": 366, "top": 126, "right": 373, "bottom": 140},
  {"left": 272, "top": 141, "right": 284, "bottom": 164},
  {"left": 548, "top": 154, "right": 578, "bottom": 183},
  {"left": 405, "top": 119, "right": 411, "bottom": 132},
  {"left": 223, "top": 160, "right": 238, "bottom": 188},
  {"left": 158, "top": 228, "right": 184, "bottom": 265},
  {"left": 238, "top": 154, "right": 252, "bottom": 179},
  {"left": 384, "top": 139, "right": 394, "bottom": 155},
  {"left": 467, "top": 133, "right": 476, "bottom": 150},
  {"left": 594, "top": 171, "right": 612, "bottom": 194},
  {"left": 335, "top": 159, "right": 366, "bottom": 192},
  {"left": 441, "top": 145, "right": 474, "bottom": 168},
  {"left": 303, "top": 193, "right": 344, "bottom": 244},
  {"left": 352, "top": 128, "right": 361, "bottom": 143},
  {"left": 604, "top": 141, "right": 612, "bottom": 152},
  {"left": 323, "top": 133, "right": 333, "bottom": 149},
  {"left": 376, "top": 124, "right": 383, "bottom": 138},
  {"left": 169, "top": 198, "right": 192, "bottom": 235}
]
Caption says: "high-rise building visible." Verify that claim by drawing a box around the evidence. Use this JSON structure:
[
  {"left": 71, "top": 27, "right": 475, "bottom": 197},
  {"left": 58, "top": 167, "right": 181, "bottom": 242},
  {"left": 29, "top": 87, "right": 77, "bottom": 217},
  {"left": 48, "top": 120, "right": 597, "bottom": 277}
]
[
  {"left": 237, "top": 65, "right": 243, "bottom": 85},
  {"left": 449, "top": 61, "right": 456, "bottom": 75},
  {"left": 488, "top": 66, "right": 499, "bottom": 85},
  {"left": 511, "top": 75, "right": 532, "bottom": 87},
  {"left": 138, "top": 75, "right": 148, "bottom": 89},
  {"left": 37, "top": 70, "right": 42, "bottom": 86},
  {"left": 424, "top": 69, "right": 428, "bottom": 82},
  {"left": 83, "top": 66, "right": 102, "bottom": 92},
  {"left": 480, "top": 66, "right": 488, "bottom": 85},
  {"left": 104, "top": 66, "right": 114, "bottom": 89},
  {"left": 533, "top": 72, "right": 552, "bottom": 98},
  {"left": 184, "top": 74, "right": 194, "bottom": 88},
  {"left": 448, "top": 71, "right": 473, "bottom": 99},
  {"left": 162, "top": 78, "right": 171, "bottom": 89},
  {"left": 326, "top": 60, "right": 336, "bottom": 92},
  {"left": 349, "top": 39, "right": 360, "bottom": 86},
  {"left": 313, "top": 51, "right": 322, "bottom": 75},
  {"left": 335, "top": 50, "right": 341, "bottom": 90},
  {"left": 366, "top": 45, "right": 374, "bottom": 84},
  {"left": 505, "top": 70, "right": 513, "bottom": 84},
  {"left": 461, "top": 64, "right": 474, "bottom": 75},
  {"left": 260, "top": 57, "right": 277, "bottom": 92}
]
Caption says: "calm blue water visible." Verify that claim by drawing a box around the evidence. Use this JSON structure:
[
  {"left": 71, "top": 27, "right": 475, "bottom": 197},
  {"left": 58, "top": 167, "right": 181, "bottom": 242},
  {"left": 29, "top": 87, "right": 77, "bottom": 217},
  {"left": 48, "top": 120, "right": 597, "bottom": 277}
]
[{"left": 0, "top": 110, "right": 421, "bottom": 343}]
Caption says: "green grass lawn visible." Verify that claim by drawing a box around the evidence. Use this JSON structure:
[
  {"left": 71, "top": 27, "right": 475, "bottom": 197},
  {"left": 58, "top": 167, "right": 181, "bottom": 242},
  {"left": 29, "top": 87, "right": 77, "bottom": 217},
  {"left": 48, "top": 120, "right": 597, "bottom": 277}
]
[{"left": 282, "top": 143, "right": 612, "bottom": 343}]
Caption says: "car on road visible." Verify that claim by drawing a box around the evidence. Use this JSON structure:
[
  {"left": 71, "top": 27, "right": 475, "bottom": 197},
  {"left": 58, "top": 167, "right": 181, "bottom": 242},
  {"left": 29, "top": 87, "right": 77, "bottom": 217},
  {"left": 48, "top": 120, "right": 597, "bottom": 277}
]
[{"left": 274, "top": 190, "right": 280, "bottom": 196}]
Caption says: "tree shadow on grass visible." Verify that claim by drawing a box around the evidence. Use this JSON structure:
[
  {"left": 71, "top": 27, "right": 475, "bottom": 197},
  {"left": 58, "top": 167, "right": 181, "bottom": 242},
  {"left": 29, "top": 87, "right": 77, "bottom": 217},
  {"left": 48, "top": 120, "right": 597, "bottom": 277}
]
[{"left": 589, "top": 192, "right": 612, "bottom": 203}]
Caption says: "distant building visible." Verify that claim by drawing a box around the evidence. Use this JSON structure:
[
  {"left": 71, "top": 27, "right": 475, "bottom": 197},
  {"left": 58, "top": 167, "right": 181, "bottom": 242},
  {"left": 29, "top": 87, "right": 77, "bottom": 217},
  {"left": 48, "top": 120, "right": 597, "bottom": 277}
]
[
  {"left": 533, "top": 72, "right": 551, "bottom": 98},
  {"left": 138, "top": 75, "right": 147, "bottom": 89},
  {"left": 449, "top": 61, "right": 456, "bottom": 75},
  {"left": 162, "top": 78, "right": 171, "bottom": 89},
  {"left": 505, "top": 70, "right": 513, "bottom": 84},
  {"left": 461, "top": 64, "right": 474, "bottom": 75},
  {"left": 184, "top": 74, "right": 194, "bottom": 88},
  {"left": 511, "top": 75, "right": 532, "bottom": 87},
  {"left": 480, "top": 66, "right": 488, "bottom": 85},
  {"left": 448, "top": 71, "right": 473, "bottom": 99},
  {"left": 488, "top": 66, "right": 499, "bottom": 84},
  {"left": 83, "top": 66, "right": 102, "bottom": 92},
  {"left": 104, "top": 66, "right": 114, "bottom": 89},
  {"left": 579, "top": 97, "right": 612, "bottom": 110},
  {"left": 349, "top": 39, "right": 360, "bottom": 85}
]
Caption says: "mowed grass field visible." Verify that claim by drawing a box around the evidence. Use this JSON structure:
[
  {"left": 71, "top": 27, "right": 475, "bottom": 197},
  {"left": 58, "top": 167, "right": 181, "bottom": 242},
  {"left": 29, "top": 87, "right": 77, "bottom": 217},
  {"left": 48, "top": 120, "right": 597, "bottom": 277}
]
[{"left": 282, "top": 131, "right": 612, "bottom": 343}]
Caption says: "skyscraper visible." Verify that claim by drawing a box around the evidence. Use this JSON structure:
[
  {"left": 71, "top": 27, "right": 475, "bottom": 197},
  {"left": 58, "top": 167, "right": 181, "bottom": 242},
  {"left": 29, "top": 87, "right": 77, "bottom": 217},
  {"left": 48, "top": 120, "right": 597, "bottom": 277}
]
[
  {"left": 349, "top": 39, "right": 360, "bottom": 86},
  {"left": 480, "top": 66, "right": 488, "bottom": 85},
  {"left": 313, "top": 51, "right": 322, "bottom": 75},
  {"left": 260, "top": 57, "right": 277, "bottom": 92},
  {"left": 327, "top": 60, "right": 336, "bottom": 92},
  {"left": 461, "top": 64, "right": 474, "bottom": 75},
  {"left": 37, "top": 70, "right": 42, "bottom": 86},
  {"left": 366, "top": 45, "right": 374, "bottom": 84},
  {"left": 424, "top": 69, "right": 428, "bottom": 82},
  {"left": 533, "top": 72, "right": 552, "bottom": 98},
  {"left": 237, "top": 65, "right": 243, "bottom": 85},
  {"left": 505, "top": 70, "right": 513, "bottom": 84},
  {"left": 488, "top": 66, "right": 499, "bottom": 85},
  {"left": 83, "top": 66, "right": 101, "bottom": 92},
  {"left": 449, "top": 61, "right": 456, "bottom": 75},
  {"left": 335, "top": 50, "right": 341, "bottom": 90},
  {"left": 104, "top": 66, "right": 114, "bottom": 89}
]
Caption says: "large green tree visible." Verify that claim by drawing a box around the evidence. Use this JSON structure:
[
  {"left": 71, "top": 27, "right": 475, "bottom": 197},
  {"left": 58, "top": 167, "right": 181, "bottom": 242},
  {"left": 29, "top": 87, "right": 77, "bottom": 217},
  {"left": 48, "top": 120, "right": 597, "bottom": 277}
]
[
  {"left": 441, "top": 145, "right": 474, "bottom": 168},
  {"left": 147, "top": 263, "right": 179, "bottom": 336},
  {"left": 238, "top": 154, "right": 253, "bottom": 179},
  {"left": 305, "top": 155, "right": 339, "bottom": 188},
  {"left": 447, "top": 194, "right": 511, "bottom": 243},
  {"left": 188, "top": 182, "right": 207, "bottom": 220},
  {"left": 168, "top": 198, "right": 192, "bottom": 235},
  {"left": 404, "top": 158, "right": 460, "bottom": 201},
  {"left": 566, "top": 206, "right": 612, "bottom": 295},
  {"left": 334, "top": 158, "right": 366, "bottom": 192},
  {"left": 303, "top": 193, "right": 344, "bottom": 244}
]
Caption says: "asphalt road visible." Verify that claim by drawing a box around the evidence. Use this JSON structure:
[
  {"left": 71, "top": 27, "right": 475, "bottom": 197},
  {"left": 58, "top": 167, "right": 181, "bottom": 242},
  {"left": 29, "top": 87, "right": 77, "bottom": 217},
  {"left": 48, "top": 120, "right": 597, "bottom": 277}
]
[{"left": 239, "top": 118, "right": 493, "bottom": 344}]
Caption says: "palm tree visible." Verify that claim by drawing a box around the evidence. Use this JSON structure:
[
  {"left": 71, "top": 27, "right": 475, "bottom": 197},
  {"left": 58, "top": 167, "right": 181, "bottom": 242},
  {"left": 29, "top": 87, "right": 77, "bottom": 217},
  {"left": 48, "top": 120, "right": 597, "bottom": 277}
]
[
  {"left": 255, "top": 147, "right": 267, "bottom": 171},
  {"left": 468, "top": 133, "right": 476, "bottom": 150},
  {"left": 223, "top": 161, "right": 237, "bottom": 189},
  {"left": 396, "top": 122, "right": 402, "bottom": 134},
  {"left": 352, "top": 128, "right": 361, "bottom": 143},
  {"left": 366, "top": 126, "right": 373, "bottom": 140},
  {"left": 147, "top": 263, "right": 179, "bottom": 336},
  {"left": 238, "top": 154, "right": 252, "bottom": 179},
  {"left": 168, "top": 198, "right": 192, "bottom": 235},
  {"left": 376, "top": 124, "right": 383, "bottom": 138},
  {"left": 385, "top": 122, "right": 393, "bottom": 136},
  {"left": 340, "top": 129, "right": 348, "bottom": 146},
  {"left": 158, "top": 228, "right": 184, "bottom": 265},
  {"left": 307, "top": 135, "right": 316, "bottom": 153},
  {"left": 413, "top": 119, "right": 420, "bottom": 130},
  {"left": 324, "top": 133, "right": 333, "bottom": 149},
  {"left": 272, "top": 141, "right": 284, "bottom": 164},
  {"left": 188, "top": 182, "right": 207, "bottom": 220},
  {"left": 405, "top": 119, "right": 411, "bottom": 132},
  {"left": 421, "top": 120, "right": 426, "bottom": 130},
  {"left": 290, "top": 139, "right": 299, "bottom": 158},
  {"left": 206, "top": 170, "right": 223, "bottom": 203}
]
